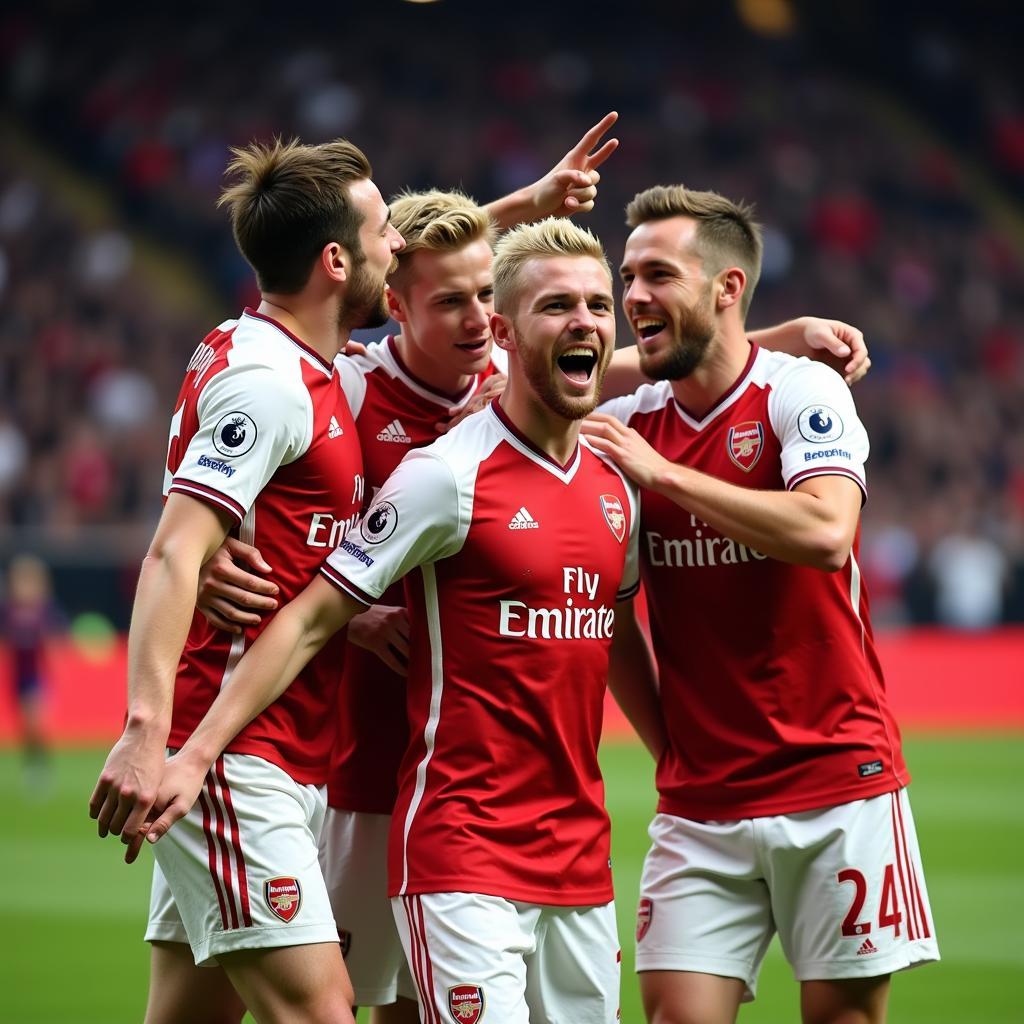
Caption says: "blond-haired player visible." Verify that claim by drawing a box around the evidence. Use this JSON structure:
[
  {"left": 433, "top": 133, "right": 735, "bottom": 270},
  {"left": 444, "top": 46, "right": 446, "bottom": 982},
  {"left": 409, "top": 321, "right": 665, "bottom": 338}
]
[{"left": 139, "top": 217, "right": 653, "bottom": 1023}]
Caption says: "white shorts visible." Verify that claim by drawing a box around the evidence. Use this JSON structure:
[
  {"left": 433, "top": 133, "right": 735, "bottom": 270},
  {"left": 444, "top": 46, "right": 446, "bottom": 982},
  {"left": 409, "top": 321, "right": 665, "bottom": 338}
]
[
  {"left": 319, "top": 808, "right": 415, "bottom": 1006},
  {"left": 636, "top": 789, "right": 939, "bottom": 1000},
  {"left": 144, "top": 752, "right": 338, "bottom": 966},
  {"left": 392, "top": 892, "right": 620, "bottom": 1024}
]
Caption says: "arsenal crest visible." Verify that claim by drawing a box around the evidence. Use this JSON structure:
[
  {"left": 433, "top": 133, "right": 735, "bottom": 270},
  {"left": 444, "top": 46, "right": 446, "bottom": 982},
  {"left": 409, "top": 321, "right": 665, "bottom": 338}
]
[
  {"left": 448, "top": 984, "right": 485, "bottom": 1023},
  {"left": 727, "top": 421, "right": 764, "bottom": 472},
  {"left": 600, "top": 494, "right": 627, "bottom": 543},
  {"left": 264, "top": 876, "right": 301, "bottom": 923},
  {"left": 636, "top": 897, "right": 654, "bottom": 942}
]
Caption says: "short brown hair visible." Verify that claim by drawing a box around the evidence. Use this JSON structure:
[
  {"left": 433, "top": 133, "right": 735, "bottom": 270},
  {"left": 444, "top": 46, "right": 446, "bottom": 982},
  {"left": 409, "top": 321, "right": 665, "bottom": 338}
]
[
  {"left": 218, "top": 137, "right": 372, "bottom": 294},
  {"left": 626, "top": 185, "right": 763, "bottom": 317},
  {"left": 492, "top": 218, "right": 611, "bottom": 314}
]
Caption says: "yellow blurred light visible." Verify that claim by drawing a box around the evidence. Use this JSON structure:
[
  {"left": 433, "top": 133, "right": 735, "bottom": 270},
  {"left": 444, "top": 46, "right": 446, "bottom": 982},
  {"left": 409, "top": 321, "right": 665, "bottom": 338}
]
[{"left": 736, "top": 0, "right": 796, "bottom": 36}]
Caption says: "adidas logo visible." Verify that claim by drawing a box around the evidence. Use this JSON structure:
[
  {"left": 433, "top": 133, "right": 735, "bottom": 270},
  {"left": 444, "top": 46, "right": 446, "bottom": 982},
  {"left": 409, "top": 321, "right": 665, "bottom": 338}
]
[
  {"left": 328, "top": 415, "right": 344, "bottom": 439},
  {"left": 508, "top": 506, "right": 540, "bottom": 530},
  {"left": 856, "top": 938, "right": 878, "bottom": 956},
  {"left": 377, "top": 419, "right": 412, "bottom": 444}
]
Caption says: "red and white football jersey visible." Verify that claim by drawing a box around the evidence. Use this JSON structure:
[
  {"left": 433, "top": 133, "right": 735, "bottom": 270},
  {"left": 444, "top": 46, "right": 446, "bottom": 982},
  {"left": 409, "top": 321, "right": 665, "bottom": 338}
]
[
  {"left": 165, "top": 309, "right": 363, "bottom": 784},
  {"left": 320, "top": 401, "right": 639, "bottom": 906},
  {"left": 600, "top": 345, "right": 908, "bottom": 820},
  {"left": 331, "top": 337, "right": 505, "bottom": 814}
]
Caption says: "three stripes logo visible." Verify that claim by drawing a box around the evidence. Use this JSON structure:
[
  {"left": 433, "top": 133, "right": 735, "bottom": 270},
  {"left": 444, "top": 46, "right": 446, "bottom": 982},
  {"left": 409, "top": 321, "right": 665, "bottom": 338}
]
[
  {"left": 328, "top": 415, "right": 344, "bottom": 439},
  {"left": 508, "top": 506, "right": 540, "bottom": 530},
  {"left": 377, "top": 419, "right": 412, "bottom": 444},
  {"left": 856, "top": 938, "right": 878, "bottom": 956}
]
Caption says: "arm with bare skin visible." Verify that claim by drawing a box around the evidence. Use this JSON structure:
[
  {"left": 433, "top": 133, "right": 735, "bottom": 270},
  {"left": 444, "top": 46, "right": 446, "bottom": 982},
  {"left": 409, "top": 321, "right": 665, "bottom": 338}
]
[
  {"left": 88, "top": 495, "right": 232, "bottom": 855},
  {"left": 608, "top": 598, "right": 666, "bottom": 760},
  {"left": 197, "top": 537, "right": 409, "bottom": 673},
  {"left": 483, "top": 111, "right": 619, "bottom": 228},
  {"left": 582, "top": 413, "right": 862, "bottom": 572},
  {"left": 131, "top": 576, "right": 366, "bottom": 857}
]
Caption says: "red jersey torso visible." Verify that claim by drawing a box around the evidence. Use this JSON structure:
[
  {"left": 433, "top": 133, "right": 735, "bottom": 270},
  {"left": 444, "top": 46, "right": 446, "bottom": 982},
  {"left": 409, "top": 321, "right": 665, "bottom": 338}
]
[
  {"left": 330, "top": 336, "right": 505, "bottom": 813},
  {"left": 321, "top": 402, "right": 640, "bottom": 905},
  {"left": 165, "top": 309, "right": 362, "bottom": 784},
  {"left": 601, "top": 345, "right": 907, "bottom": 819}
]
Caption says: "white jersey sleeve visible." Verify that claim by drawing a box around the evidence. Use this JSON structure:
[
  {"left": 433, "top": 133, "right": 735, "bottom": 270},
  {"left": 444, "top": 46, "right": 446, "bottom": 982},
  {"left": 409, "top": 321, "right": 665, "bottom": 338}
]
[
  {"left": 597, "top": 380, "right": 671, "bottom": 425},
  {"left": 320, "top": 449, "right": 468, "bottom": 604},
  {"left": 619, "top": 477, "right": 641, "bottom": 600},
  {"left": 169, "top": 366, "right": 311, "bottom": 523},
  {"left": 768, "top": 361, "right": 869, "bottom": 497},
  {"left": 334, "top": 353, "right": 370, "bottom": 418}
]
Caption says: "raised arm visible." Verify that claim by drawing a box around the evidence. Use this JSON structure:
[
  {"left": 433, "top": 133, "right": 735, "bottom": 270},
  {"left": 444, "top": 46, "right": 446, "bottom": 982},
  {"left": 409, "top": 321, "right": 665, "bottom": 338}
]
[
  {"left": 484, "top": 111, "right": 619, "bottom": 229},
  {"left": 89, "top": 494, "right": 232, "bottom": 843}
]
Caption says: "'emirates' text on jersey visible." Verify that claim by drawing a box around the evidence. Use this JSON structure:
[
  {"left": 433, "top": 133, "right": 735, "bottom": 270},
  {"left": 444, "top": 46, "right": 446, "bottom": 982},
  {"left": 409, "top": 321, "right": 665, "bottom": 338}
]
[
  {"left": 331, "top": 337, "right": 506, "bottom": 814},
  {"left": 600, "top": 345, "right": 908, "bottom": 820},
  {"left": 165, "top": 309, "right": 362, "bottom": 784},
  {"left": 320, "top": 401, "right": 639, "bottom": 905}
]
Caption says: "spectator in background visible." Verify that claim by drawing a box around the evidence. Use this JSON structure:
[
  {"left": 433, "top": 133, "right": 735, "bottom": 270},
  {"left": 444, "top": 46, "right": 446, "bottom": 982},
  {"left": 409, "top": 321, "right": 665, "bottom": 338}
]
[
  {"left": 2, "top": 554, "right": 63, "bottom": 790},
  {"left": 928, "top": 509, "right": 1009, "bottom": 629}
]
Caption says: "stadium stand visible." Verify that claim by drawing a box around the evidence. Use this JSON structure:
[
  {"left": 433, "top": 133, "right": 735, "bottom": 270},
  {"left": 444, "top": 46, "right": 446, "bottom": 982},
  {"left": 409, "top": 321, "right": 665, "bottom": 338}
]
[{"left": 1, "top": 2, "right": 1022, "bottom": 626}]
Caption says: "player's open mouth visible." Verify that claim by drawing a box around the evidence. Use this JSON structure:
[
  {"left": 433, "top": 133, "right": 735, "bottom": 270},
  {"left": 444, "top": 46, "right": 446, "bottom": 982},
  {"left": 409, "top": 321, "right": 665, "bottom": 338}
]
[
  {"left": 455, "top": 337, "right": 490, "bottom": 353},
  {"left": 557, "top": 346, "right": 599, "bottom": 386},
  {"left": 634, "top": 317, "right": 667, "bottom": 343}
]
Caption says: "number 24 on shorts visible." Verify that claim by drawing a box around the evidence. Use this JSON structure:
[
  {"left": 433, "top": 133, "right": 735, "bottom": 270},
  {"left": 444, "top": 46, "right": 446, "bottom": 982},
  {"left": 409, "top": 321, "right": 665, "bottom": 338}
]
[{"left": 836, "top": 866, "right": 902, "bottom": 937}]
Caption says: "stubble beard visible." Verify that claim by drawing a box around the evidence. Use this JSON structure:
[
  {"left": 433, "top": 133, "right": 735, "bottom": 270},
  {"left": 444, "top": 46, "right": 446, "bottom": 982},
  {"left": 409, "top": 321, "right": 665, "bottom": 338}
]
[
  {"left": 519, "top": 334, "right": 611, "bottom": 422},
  {"left": 638, "top": 290, "right": 716, "bottom": 382},
  {"left": 340, "top": 258, "right": 391, "bottom": 331}
]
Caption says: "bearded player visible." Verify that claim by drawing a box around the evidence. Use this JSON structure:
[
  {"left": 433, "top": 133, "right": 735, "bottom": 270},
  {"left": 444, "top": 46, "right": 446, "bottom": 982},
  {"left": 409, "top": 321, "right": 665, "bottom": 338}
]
[
  {"left": 584, "top": 185, "right": 939, "bottom": 1024},
  {"left": 88, "top": 138, "right": 405, "bottom": 1024}
]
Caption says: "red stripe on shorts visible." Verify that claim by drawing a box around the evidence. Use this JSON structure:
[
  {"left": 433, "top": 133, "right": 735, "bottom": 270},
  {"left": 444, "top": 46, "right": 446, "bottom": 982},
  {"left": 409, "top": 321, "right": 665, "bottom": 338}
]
[
  {"left": 198, "top": 785, "right": 230, "bottom": 931},
  {"left": 415, "top": 895, "right": 441, "bottom": 1024},
  {"left": 890, "top": 793, "right": 916, "bottom": 940},
  {"left": 403, "top": 896, "right": 438, "bottom": 1023},
  {"left": 214, "top": 756, "right": 252, "bottom": 927},
  {"left": 894, "top": 791, "right": 931, "bottom": 939},
  {"left": 206, "top": 772, "right": 240, "bottom": 930}
]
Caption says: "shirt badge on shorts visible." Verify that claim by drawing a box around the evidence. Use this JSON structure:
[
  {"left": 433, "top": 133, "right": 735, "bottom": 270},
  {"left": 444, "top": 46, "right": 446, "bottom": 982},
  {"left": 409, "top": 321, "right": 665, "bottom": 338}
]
[
  {"left": 264, "top": 876, "right": 302, "bottom": 922},
  {"left": 636, "top": 897, "right": 654, "bottom": 942},
  {"left": 448, "top": 984, "right": 485, "bottom": 1023},
  {"left": 600, "top": 494, "right": 627, "bottom": 543},
  {"left": 727, "top": 421, "right": 764, "bottom": 472}
]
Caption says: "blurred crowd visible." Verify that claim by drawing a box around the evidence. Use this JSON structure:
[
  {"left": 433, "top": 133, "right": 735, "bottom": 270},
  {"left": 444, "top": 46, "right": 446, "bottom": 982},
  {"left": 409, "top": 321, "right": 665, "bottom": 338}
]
[{"left": 1, "top": 3, "right": 1022, "bottom": 626}]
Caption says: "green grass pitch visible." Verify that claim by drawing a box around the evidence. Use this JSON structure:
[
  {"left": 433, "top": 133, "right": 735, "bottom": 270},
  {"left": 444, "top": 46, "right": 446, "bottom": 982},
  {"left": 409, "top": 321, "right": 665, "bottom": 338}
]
[{"left": 1, "top": 735, "right": 1020, "bottom": 1023}]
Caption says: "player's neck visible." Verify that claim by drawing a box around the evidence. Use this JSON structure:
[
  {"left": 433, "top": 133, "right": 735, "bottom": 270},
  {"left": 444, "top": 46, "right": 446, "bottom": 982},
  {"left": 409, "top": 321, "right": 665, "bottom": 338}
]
[
  {"left": 670, "top": 327, "right": 753, "bottom": 421},
  {"left": 499, "top": 380, "right": 580, "bottom": 466},
  {"left": 256, "top": 297, "right": 345, "bottom": 365},
  {"left": 393, "top": 332, "right": 474, "bottom": 399}
]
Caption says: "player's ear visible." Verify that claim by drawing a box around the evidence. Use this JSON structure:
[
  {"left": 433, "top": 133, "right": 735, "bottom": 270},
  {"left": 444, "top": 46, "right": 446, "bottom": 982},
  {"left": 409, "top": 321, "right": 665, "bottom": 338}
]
[
  {"left": 386, "top": 285, "right": 407, "bottom": 323},
  {"left": 491, "top": 312, "right": 515, "bottom": 352},
  {"left": 716, "top": 267, "right": 745, "bottom": 311},
  {"left": 321, "top": 242, "right": 348, "bottom": 285}
]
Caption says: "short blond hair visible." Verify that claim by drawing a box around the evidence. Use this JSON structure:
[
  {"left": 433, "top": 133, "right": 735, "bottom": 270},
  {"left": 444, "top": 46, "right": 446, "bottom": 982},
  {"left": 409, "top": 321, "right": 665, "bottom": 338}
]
[
  {"left": 626, "top": 185, "right": 763, "bottom": 318},
  {"left": 388, "top": 189, "right": 496, "bottom": 285},
  {"left": 492, "top": 218, "right": 611, "bottom": 313}
]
